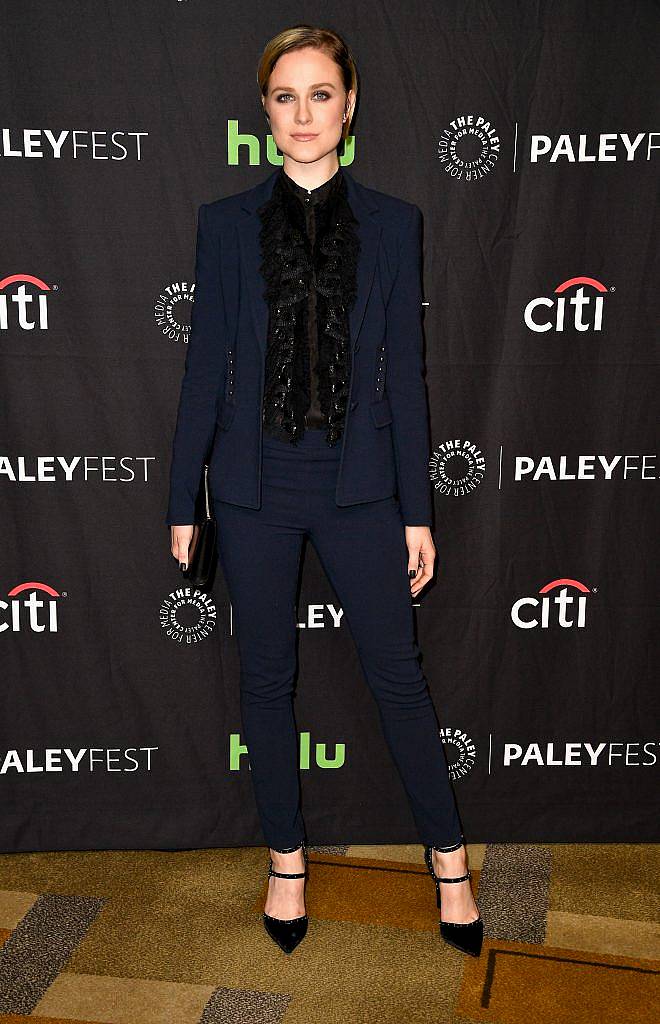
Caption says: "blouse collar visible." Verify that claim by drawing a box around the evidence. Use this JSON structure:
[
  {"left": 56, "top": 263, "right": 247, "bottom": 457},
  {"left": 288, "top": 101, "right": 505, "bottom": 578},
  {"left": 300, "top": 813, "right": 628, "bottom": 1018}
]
[{"left": 280, "top": 165, "right": 343, "bottom": 207}]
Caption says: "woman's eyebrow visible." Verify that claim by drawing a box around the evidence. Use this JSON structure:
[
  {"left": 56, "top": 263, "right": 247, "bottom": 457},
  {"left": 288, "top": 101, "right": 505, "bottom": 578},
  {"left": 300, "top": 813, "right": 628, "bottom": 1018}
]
[{"left": 272, "top": 82, "right": 337, "bottom": 91}]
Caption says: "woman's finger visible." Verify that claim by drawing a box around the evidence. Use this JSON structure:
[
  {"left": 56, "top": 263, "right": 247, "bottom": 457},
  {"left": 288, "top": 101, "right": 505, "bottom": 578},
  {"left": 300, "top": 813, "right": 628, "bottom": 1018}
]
[
  {"left": 170, "top": 526, "right": 194, "bottom": 569},
  {"left": 411, "top": 541, "right": 435, "bottom": 595}
]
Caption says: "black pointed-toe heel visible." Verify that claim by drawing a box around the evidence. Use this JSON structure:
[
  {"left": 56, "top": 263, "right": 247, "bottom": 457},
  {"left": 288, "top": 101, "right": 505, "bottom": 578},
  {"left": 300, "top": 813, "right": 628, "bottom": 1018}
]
[
  {"left": 423, "top": 837, "right": 484, "bottom": 957},
  {"left": 262, "top": 840, "right": 309, "bottom": 955}
]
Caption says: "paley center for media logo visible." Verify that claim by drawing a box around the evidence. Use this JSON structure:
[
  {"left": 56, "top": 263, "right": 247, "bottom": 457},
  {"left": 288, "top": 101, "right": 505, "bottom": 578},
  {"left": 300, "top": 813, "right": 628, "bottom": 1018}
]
[
  {"left": 154, "top": 280, "right": 194, "bottom": 344},
  {"left": 511, "top": 578, "right": 594, "bottom": 630},
  {"left": 436, "top": 114, "right": 500, "bottom": 181},
  {"left": 429, "top": 439, "right": 486, "bottom": 496},
  {"left": 0, "top": 274, "right": 53, "bottom": 331},
  {"left": 160, "top": 586, "right": 217, "bottom": 644},
  {"left": 439, "top": 726, "right": 477, "bottom": 781},
  {"left": 1, "top": 580, "right": 65, "bottom": 633}
]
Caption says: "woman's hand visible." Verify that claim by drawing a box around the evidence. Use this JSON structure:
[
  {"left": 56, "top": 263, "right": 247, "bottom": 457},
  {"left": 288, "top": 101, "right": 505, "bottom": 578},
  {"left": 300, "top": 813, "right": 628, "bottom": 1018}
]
[
  {"left": 405, "top": 525, "right": 435, "bottom": 597},
  {"left": 170, "top": 524, "right": 199, "bottom": 572}
]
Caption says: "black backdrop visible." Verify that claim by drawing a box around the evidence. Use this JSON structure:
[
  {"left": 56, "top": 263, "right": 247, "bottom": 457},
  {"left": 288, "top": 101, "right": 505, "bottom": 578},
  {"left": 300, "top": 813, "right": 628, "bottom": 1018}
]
[{"left": 2, "top": 1, "right": 658, "bottom": 852}]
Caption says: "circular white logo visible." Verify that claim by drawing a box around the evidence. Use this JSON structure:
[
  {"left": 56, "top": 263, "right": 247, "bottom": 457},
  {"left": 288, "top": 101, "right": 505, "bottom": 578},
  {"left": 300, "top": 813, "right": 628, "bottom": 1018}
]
[
  {"left": 439, "top": 727, "right": 477, "bottom": 780},
  {"left": 160, "top": 587, "right": 217, "bottom": 643},
  {"left": 153, "top": 280, "right": 194, "bottom": 343},
  {"left": 430, "top": 439, "right": 486, "bottom": 496},
  {"left": 437, "top": 114, "right": 500, "bottom": 180}
]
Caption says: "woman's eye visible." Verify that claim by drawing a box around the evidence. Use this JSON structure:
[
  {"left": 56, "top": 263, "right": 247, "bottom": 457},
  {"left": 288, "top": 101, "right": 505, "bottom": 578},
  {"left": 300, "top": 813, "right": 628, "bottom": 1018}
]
[{"left": 275, "top": 91, "right": 331, "bottom": 102}]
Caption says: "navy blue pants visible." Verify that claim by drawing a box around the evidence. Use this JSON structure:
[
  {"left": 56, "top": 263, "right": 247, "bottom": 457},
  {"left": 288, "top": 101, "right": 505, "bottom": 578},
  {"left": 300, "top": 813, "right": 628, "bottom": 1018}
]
[{"left": 214, "top": 426, "right": 463, "bottom": 850}]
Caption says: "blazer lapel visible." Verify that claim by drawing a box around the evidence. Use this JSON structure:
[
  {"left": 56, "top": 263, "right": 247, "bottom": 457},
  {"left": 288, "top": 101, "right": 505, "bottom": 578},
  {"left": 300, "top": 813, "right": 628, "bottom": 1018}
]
[{"left": 238, "top": 166, "right": 381, "bottom": 357}]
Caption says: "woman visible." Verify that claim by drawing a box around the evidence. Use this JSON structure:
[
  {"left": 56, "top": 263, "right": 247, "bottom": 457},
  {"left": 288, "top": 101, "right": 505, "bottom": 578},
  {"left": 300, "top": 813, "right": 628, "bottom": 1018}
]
[{"left": 166, "top": 24, "right": 483, "bottom": 958}]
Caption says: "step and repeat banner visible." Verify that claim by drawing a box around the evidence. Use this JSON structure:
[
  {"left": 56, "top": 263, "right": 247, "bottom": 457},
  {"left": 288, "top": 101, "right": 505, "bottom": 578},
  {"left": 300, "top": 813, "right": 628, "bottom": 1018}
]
[{"left": 2, "top": 1, "right": 658, "bottom": 851}]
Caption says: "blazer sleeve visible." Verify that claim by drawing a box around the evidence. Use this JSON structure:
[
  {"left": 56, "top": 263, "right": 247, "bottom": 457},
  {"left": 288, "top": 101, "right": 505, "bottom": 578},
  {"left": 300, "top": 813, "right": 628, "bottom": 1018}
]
[
  {"left": 165, "top": 203, "right": 226, "bottom": 526},
  {"left": 385, "top": 203, "right": 433, "bottom": 527}
]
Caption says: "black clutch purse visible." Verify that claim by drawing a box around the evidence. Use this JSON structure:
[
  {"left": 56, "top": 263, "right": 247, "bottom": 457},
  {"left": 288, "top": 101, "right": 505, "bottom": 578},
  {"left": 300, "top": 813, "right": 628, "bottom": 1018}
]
[{"left": 182, "top": 462, "right": 217, "bottom": 589}]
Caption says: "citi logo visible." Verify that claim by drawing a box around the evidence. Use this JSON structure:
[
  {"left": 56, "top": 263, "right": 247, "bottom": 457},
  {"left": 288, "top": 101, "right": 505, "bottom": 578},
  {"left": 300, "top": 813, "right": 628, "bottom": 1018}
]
[
  {"left": 511, "top": 578, "right": 592, "bottom": 629},
  {"left": 0, "top": 274, "right": 52, "bottom": 330},
  {"left": 524, "top": 276, "right": 611, "bottom": 333},
  {"left": 1, "top": 581, "right": 64, "bottom": 633}
]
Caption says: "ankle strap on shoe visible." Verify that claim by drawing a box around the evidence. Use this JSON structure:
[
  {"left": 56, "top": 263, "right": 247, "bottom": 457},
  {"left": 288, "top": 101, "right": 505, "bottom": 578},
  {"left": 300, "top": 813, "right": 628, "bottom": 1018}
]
[
  {"left": 267, "top": 840, "right": 307, "bottom": 879},
  {"left": 268, "top": 865, "right": 307, "bottom": 879},
  {"left": 436, "top": 869, "right": 471, "bottom": 883}
]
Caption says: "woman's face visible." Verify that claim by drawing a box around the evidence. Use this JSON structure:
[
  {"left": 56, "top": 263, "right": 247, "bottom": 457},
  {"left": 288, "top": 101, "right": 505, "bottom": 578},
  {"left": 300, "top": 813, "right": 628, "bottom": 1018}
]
[{"left": 263, "top": 46, "right": 353, "bottom": 165}]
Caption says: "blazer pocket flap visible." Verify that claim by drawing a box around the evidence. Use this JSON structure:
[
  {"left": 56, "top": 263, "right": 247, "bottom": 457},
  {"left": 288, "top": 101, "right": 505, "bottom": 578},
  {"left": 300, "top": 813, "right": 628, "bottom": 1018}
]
[
  {"left": 218, "top": 402, "right": 236, "bottom": 430},
  {"left": 369, "top": 396, "right": 393, "bottom": 428}
]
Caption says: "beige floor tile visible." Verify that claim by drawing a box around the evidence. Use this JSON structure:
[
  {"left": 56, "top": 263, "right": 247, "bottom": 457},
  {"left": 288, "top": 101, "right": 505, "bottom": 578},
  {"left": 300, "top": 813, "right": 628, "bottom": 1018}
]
[
  {"left": 550, "top": 844, "right": 660, "bottom": 921},
  {"left": 0, "top": 889, "right": 39, "bottom": 928},
  {"left": 35, "top": 973, "right": 216, "bottom": 1024},
  {"left": 547, "top": 910, "right": 660, "bottom": 960}
]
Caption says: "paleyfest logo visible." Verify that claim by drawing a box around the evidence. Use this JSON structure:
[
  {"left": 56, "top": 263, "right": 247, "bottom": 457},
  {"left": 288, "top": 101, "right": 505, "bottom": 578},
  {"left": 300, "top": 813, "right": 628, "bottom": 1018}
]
[
  {"left": 0, "top": 274, "right": 53, "bottom": 331},
  {"left": 154, "top": 280, "right": 194, "bottom": 344},
  {"left": 1, "top": 581, "right": 64, "bottom": 633},
  {"left": 502, "top": 740, "right": 659, "bottom": 767},
  {"left": 513, "top": 452, "right": 656, "bottom": 482},
  {"left": 1, "top": 128, "right": 148, "bottom": 160},
  {"left": 524, "top": 275, "right": 612, "bottom": 333},
  {"left": 511, "top": 578, "right": 594, "bottom": 630},
  {"left": 437, "top": 114, "right": 500, "bottom": 181},
  {"left": 429, "top": 439, "right": 486, "bottom": 496},
  {"left": 439, "top": 727, "right": 476, "bottom": 781},
  {"left": 160, "top": 586, "right": 217, "bottom": 643},
  {"left": 529, "top": 132, "right": 658, "bottom": 163}
]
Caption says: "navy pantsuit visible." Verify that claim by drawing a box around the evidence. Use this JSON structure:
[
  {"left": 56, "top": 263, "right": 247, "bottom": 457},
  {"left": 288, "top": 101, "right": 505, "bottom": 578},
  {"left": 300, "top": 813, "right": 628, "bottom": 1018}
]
[{"left": 166, "top": 168, "right": 463, "bottom": 848}]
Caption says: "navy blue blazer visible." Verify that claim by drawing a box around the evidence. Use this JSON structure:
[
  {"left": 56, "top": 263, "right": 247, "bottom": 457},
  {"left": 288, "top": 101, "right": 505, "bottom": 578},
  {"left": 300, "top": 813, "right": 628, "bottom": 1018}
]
[{"left": 165, "top": 167, "right": 433, "bottom": 527}]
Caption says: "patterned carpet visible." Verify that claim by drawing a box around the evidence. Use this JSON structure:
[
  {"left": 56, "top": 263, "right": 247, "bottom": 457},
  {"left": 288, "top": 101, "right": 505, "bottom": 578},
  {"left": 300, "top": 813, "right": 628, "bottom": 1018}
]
[{"left": 0, "top": 842, "right": 658, "bottom": 1023}]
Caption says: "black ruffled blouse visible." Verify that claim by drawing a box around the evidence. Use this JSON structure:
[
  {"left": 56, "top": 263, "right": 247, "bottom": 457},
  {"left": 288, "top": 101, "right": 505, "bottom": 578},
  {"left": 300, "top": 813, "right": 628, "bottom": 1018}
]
[
  {"left": 281, "top": 167, "right": 340, "bottom": 430},
  {"left": 257, "top": 165, "right": 360, "bottom": 445}
]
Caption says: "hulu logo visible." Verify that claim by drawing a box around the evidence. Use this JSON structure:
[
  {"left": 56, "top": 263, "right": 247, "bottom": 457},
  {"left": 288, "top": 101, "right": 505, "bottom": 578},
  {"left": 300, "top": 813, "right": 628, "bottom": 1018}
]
[
  {"left": 227, "top": 120, "right": 356, "bottom": 166},
  {"left": 229, "top": 731, "right": 346, "bottom": 770}
]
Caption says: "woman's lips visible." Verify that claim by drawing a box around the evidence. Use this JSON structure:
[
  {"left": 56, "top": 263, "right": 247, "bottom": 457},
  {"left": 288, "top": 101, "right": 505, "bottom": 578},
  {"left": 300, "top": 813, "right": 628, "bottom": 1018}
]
[{"left": 291, "top": 134, "right": 318, "bottom": 140}]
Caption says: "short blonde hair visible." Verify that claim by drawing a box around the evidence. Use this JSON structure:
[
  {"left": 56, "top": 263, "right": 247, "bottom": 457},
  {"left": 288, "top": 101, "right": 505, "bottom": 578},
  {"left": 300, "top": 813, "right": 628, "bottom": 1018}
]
[{"left": 257, "top": 24, "right": 358, "bottom": 145}]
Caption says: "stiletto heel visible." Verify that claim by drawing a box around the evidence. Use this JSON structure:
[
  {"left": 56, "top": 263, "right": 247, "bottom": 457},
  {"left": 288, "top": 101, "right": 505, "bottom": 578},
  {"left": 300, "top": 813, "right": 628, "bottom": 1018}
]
[
  {"left": 262, "top": 840, "right": 309, "bottom": 954},
  {"left": 423, "top": 836, "right": 484, "bottom": 957}
]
